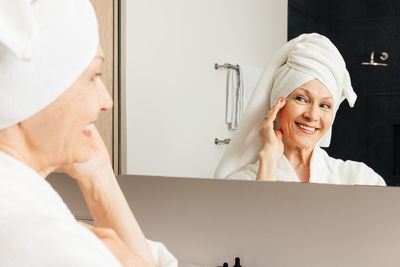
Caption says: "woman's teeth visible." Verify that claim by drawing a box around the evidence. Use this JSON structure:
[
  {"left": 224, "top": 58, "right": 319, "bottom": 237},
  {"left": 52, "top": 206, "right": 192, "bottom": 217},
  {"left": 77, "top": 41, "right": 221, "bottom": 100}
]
[
  {"left": 297, "top": 123, "right": 316, "bottom": 132},
  {"left": 83, "top": 123, "right": 95, "bottom": 137},
  {"left": 84, "top": 123, "right": 95, "bottom": 131}
]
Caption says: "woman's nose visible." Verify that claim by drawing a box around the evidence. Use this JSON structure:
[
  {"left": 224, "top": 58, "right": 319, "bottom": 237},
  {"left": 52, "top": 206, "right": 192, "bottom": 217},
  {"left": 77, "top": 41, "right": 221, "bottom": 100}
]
[
  {"left": 303, "top": 104, "right": 319, "bottom": 121},
  {"left": 97, "top": 78, "right": 113, "bottom": 111}
]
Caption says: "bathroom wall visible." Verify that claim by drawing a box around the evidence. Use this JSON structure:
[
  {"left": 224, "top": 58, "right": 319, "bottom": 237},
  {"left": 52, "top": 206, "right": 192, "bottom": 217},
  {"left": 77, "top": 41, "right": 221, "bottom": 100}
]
[
  {"left": 49, "top": 173, "right": 400, "bottom": 267},
  {"left": 288, "top": 0, "right": 400, "bottom": 186}
]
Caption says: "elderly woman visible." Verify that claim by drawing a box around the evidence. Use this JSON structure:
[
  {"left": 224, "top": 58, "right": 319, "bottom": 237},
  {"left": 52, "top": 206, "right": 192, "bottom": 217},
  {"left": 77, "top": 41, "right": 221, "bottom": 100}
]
[
  {"left": 214, "top": 33, "right": 385, "bottom": 186},
  {"left": 0, "top": 1, "right": 176, "bottom": 266}
]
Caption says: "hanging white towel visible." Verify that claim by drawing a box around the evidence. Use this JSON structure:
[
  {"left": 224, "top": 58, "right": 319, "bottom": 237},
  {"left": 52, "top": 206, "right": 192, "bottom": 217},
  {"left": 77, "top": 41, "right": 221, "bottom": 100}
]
[
  {"left": 226, "top": 68, "right": 240, "bottom": 129},
  {"left": 237, "top": 65, "right": 264, "bottom": 123},
  {"left": 226, "top": 65, "right": 263, "bottom": 130}
]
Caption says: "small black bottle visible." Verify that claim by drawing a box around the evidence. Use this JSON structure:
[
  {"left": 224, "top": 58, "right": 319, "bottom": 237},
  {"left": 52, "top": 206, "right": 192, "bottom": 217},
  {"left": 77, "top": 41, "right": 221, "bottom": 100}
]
[{"left": 233, "top": 257, "right": 241, "bottom": 267}]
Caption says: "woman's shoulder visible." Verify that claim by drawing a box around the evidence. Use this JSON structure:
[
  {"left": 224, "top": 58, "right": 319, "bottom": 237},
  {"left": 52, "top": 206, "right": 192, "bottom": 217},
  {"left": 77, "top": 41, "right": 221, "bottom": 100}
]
[{"left": 319, "top": 149, "right": 386, "bottom": 186}]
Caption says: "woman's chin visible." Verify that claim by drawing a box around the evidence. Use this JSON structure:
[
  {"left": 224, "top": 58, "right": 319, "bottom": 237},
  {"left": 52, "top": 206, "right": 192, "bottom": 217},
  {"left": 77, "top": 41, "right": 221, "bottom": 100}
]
[{"left": 286, "top": 135, "right": 320, "bottom": 150}]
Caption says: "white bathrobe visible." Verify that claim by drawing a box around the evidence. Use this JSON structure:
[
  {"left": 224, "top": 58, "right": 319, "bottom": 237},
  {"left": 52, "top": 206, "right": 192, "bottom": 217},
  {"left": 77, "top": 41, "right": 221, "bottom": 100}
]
[
  {"left": 0, "top": 151, "right": 177, "bottom": 267},
  {"left": 228, "top": 147, "right": 386, "bottom": 186}
]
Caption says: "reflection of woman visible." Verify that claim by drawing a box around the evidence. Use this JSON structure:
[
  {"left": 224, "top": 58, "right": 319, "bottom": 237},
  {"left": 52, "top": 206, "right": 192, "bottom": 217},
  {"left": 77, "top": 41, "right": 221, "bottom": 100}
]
[
  {"left": 0, "top": 1, "right": 176, "bottom": 266},
  {"left": 214, "top": 33, "right": 385, "bottom": 186}
]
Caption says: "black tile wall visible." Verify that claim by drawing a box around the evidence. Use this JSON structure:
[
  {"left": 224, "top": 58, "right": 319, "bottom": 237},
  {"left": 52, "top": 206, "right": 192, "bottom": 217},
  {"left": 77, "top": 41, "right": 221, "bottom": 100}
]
[
  {"left": 347, "top": 68, "right": 365, "bottom": 96},
  {"left": 288, "top": 0, "right": 400, "bottom": 185},
  {"left": 288, "top": 4, "right": 329, "bottom": 41},
  {"left": 291, "top": 0, "right": 306, "bottom": 11},
  {"left": 364, "top": 63, "right": 398, "bottom": 95},
  {"left": 306, "top": 0, "right": 320, "bottom": 17},
  {"left": 288, "top": 6, "right": 308, "bottom": 40},
  {"left": 328, "top": 0, "right": 367, "bottom": 21},
  {"left": 317, "top": 0, "right": 330, "bottom": 23},
  {"left": 327, "top": 99, "right": 365, "bottom": 162},
  {"left": 364, "top": 95, "right": 400, "bottom": 179},
  {"left": 305, "top": 16, "right": 319, "bottom": 32},
  {"left": 393, "top": 124, "right": 400, "bottom": 175},
  {"left": 365, "top": 17, "right": 400, "bottom": 95},
  {"left": 366, "top": 17, "right": 400, "bottom": 56},
  {"left": 367, "top": 0, "right": 400, "bottom": 19},
  {"left": 327, "top": 21, "right": 366, "bottom": 66}
]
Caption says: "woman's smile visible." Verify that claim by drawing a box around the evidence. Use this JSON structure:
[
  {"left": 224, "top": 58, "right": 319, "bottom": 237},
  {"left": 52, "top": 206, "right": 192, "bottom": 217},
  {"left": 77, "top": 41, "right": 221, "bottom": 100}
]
[
  {"left": 295, "top": 122, "right": 318, "bottom": 135},
  {"left": 83, "top": 123, "right": 95, "bottom": 137}
]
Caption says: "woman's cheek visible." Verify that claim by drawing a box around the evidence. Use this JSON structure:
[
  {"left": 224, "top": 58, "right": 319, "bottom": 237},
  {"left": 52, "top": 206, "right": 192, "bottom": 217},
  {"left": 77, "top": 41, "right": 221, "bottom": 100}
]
[{"left": 323, "top": 113, "right": 334, "bottom": 130}]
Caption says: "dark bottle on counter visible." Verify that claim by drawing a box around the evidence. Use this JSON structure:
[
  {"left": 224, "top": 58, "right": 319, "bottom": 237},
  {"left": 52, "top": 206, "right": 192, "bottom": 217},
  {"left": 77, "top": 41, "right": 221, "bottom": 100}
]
[{"left": 233, "top": 257, "right": 241, "bottom": 267}]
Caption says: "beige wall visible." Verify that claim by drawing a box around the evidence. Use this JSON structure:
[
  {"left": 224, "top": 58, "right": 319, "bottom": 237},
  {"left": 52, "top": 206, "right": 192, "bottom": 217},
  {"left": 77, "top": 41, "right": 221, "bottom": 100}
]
[
  {"left": 89, "top": 0, "right": 119, "bottom": 173},
  {"left": 48, "top": 173, "right": 400, "bottom": 267}
]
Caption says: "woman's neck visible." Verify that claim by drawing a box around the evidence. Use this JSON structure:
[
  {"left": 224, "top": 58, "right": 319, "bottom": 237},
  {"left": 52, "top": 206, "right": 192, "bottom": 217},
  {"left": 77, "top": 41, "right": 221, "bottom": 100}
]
[
  {"left": 0, "top": 126, "right": 58, "bottom": 178},
  {"left": 283, "top": 139, "right": 315, "bottom": 182}
]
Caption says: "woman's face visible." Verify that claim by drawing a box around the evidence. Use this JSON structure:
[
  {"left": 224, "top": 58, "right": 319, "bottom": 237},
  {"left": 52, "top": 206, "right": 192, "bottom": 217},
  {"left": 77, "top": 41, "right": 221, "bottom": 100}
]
[
  {"left": 20, "top": 46, "right": 113, "bottom": 165},
  {"left": 277, "top": 79, "right": 334, "bottom": 149}
]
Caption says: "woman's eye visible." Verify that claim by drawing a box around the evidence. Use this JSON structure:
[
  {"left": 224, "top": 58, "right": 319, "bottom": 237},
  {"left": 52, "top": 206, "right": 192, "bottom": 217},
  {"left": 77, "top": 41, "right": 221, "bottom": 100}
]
[
  {"left": 320, "top": 103, "right": 331, "bottom": 109},
  {"left": 295, "top": 96, "right": 306, "bottom": 103}
]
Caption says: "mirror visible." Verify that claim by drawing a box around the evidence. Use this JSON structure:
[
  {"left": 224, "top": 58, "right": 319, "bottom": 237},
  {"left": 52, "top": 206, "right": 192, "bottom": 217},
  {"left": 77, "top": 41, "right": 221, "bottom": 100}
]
[
  {"left": 121, "top": 0, "right": 399, "bottom": 186},
  {"left": 122, "top": 0, "right": 287, "bottom": 178}
]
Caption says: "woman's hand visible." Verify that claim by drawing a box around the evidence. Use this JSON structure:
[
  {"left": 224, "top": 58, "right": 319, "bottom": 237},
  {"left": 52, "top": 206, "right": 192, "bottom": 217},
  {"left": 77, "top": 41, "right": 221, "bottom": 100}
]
[
  {"left": 60, "top": 126, "right": 112, "bottom": 182},
  {"left": 62, "top": 126, "right": 157, "bottom": 266},
  {"left": 79, "top": 222, "right": 154, "bottom": 267},
  {"left": 257, "top": 97, "right": 286, "bottom": 180}
]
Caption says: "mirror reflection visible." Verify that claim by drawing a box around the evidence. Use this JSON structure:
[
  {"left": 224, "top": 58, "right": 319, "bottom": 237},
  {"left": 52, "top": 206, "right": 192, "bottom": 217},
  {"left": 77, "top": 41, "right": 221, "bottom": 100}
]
[
  {"left": 124, "top": 0, "right": 287, "bottom": 178},
  {"left": 123, "top": 0, "right": 399, "bottom": 186}
]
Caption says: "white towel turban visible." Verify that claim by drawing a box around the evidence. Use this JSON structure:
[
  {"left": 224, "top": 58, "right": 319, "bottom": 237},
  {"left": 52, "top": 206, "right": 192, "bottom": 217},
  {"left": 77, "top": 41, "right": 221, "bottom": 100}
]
[
  {"left": 214, "top": 33, "right": 357, "bottom": 179},
  {"left": 0, "top": 0, "right": 99, "bottom": 130}
]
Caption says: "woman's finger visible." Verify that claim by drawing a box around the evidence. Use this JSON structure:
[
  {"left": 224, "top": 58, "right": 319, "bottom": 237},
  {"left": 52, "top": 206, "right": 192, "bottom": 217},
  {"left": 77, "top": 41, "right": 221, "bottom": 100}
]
[
  {"left": 277, "top": 98, "right": 287, "bottom": 111},
  {"left": 264, "top": 98, "right": 285, "bottom": 122},
  {"left": 259, "top": 98, "right": 287, "bottom": 142}
]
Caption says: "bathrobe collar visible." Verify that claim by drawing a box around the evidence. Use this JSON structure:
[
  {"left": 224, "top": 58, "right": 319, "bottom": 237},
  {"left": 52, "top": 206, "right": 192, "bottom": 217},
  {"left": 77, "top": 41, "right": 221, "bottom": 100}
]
[
  {"left": 277, "top": 146, "right": 330, "bottom": 183},
  {"left": 0, "top": 150, "right": 73, "bottom": 220}
]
